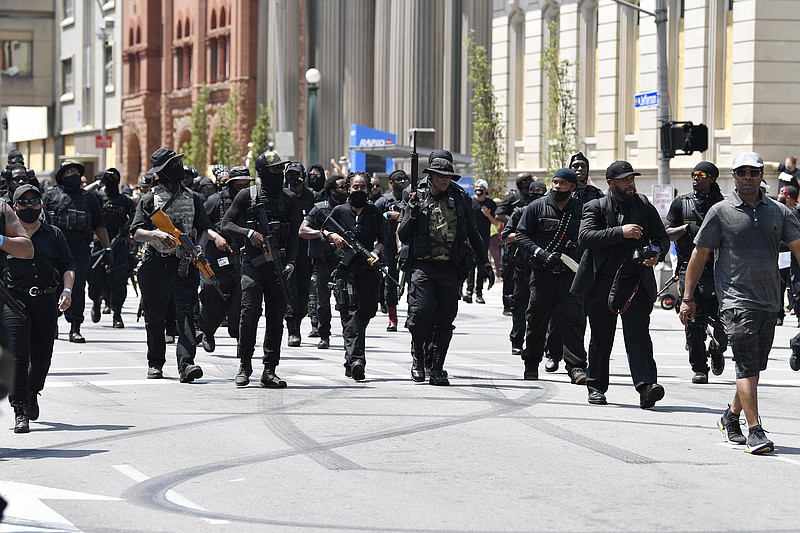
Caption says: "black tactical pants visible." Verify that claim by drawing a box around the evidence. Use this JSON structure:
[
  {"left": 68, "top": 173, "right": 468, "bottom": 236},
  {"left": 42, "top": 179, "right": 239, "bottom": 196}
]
[
  {"left": 585, "top": 273, "right": 658, "bottom": 394},
  {"left": 64, "top": 243, "right": 90, "bottom": 325},
  {"left": 238, "top": 259, "right": 286, "bottom": 367},
  {"left": 336, "top": 267, "right": 381, "bottom": 369},
  {"left": 524, "top": 270, "right": 587, "bottom": 371},
  {"left": 87, "top": 242, "right": 130, "bottom": 313},
  {"left": 4, "top": 291, "right": 58, "bottom": 407},
  {"left": 199, "top": 260, "right": 241, "bottom": 340},
  {"left": 407, "top": 260, "right": 460, "bottom": 365},
  {"left": 383, "top": 247, "right": 399, "bottom": 307},
  {"left": 285, "top": 251, "right": 312, "bottom": 335},
  {"left": 510, "top": 262, "right": 532, "bottom": 348},
  {"left": 313, "top": 255, "right": 339, "bottom": 341},
  {"left": 137, "top": 253, "right": 200, "bottom": 373},
  {"left": 678, "top": 273, "right": 726, "bottom": 373}
]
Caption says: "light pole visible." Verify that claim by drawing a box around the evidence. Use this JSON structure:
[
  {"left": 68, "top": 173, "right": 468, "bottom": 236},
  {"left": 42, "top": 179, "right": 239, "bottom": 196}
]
[
  {"left": 0, "top": 66, "right": 20, "bottom": 158},
  {"left": 305, "top": 68, "right": 320, "bottom": 165},
  {"left": 611, "top": 0, "right": 671, "bottom": 185},
  {"left": 95, "top": 0, "right": 113, "bottom": 171}
]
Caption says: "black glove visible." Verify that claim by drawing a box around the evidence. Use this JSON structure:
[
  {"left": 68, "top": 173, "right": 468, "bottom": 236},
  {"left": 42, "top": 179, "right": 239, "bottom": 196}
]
[
  {"left": 484, "top": 264, "right": 496, "bottom": 289},
  {"left": 534, "top": 247, "right": 560, "bottom": 269}
]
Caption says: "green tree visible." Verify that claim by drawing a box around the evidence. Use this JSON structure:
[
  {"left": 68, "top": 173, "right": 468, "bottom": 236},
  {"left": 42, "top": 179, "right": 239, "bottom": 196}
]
[
  {"left": 249, "top": 102, "right": 273, "bottom": 175},
  {"left": 180, "top": 85, "right": 210, "bottom": 172},
  {"left": 467, "top": 32, "right": 506, "bottom": 198},
  {"left": 213, "top": 88, "right": 240, "bottom": 168},
  {"left": 541, "top": 22, "right": 580, "bottom": 174}
]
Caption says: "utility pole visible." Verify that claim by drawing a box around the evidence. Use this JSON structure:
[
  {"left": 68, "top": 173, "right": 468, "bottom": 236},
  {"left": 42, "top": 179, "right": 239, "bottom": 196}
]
[{"left": 95, "top": 0, "right": 112, "bottom": 171}]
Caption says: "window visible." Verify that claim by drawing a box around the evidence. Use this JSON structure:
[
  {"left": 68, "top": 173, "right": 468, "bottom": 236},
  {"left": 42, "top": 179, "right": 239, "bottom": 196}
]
[
  {"left": 104, "top": 43, "right": 114, "bottom": 87},
  {"left": 64, "top": 0, "right": 74, "bottom": 19},
  {"left": 0, "top": 40, "right": 33, "bottom": 77},
  {"left": 62, "top": 57, "right": 73, "bottom": 95}
]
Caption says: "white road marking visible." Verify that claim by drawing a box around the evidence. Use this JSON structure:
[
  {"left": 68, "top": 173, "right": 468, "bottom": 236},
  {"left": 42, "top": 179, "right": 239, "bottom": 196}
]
[
  {"left": 113, "top": 465, "right": 229, "bottom": 524},
  {"left": 0, "top": 480, "right": 122, "bottom": 533}
]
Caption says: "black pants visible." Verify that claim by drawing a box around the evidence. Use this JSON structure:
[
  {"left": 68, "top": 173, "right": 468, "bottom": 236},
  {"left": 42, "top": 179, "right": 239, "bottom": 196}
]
[
  {"left": 510, "top": 262, "right": 531, "bottom": 348},
  {"left": 466, "top": 264, "right": 486, "bottom": 296},
  {"left": 65, "top": 242, "right": 90, "bottom": 325},
  {"left": 313, "top": 255, "right": 339, "bottom": 340},
  {"left": 137, "top": 254, "right": 199, "bottom": 372},
  {"left": 678, "top": 274, "right": 726, "bottom": 373},
  {"left": 87, "top": 242, "right": 130, "bottom": 313},
  {"left": 337, "top": 267, "right": 381, "bottom": 368},
  {"left": 239, "top": 259, "right": 286, "bottom": 367},
  {"left": 501, "top": 244, "right": 516, "bottom": 311},
  {"left": 524, "top": 271, "right": 587, "bottom": 370},
  {"left": 285, "top": 251, "right": 312, "bottom": 335},
  {"left": 199, "top": 263, "right": 241, "bottom": 340},
  {"left": 407, "top": 260, "right": 460, "bottom": 363},
  {"left": 585, "top": 274, "right": 658, "bottom": 393},
  {"left": 4, "top": 291, "right": 58, "bottom": 406}
]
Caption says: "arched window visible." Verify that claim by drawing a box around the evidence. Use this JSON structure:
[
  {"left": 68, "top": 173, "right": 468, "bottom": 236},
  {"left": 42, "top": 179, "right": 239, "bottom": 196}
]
[
  {"left": 220, "top": 6, "right": 226, "bottom": 27},
  {"left": 211, "top": 9, "right": 217, "bottom": 30},
  {"left": 136, "top": 26, "right": 141, "bottom": 44},
  {"left": 128, "top": 28, "right": 134, "bottom": 46},
  {"left": 185, "top": 18, "right": 190, "bottom": 35},
  {"left": 177, "top": 20, "right": 182, "bottom": 39}
]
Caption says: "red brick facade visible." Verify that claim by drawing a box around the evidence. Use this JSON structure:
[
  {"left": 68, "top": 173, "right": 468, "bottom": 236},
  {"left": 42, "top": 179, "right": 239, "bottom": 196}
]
[{"left": 121, "top": 0, "right": 258, "bottom": 180}]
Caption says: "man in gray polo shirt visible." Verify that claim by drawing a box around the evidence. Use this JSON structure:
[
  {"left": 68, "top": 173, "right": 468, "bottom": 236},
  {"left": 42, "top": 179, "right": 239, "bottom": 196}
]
[{"left": 680, "top": 151, "right": 800, "bottom": 455}]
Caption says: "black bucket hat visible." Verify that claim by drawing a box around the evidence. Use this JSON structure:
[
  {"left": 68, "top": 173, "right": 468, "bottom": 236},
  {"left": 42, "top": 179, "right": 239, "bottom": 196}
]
[
  {"left": 424, "top": 157, "right": 460, "bottom": 179},
  {"left": 55, "top": 160, "right": 86, "bottom": 183},
  {"left": 148, "top": 147, "right": 183, "bottom": 174}
]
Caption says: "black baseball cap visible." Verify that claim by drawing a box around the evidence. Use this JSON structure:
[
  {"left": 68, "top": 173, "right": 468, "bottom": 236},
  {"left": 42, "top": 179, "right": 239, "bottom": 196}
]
[
  {"left": 13, "top": 183, "right": 42, "bottom": 203},
  {"left": 605, "top": 160, "right": 640, "bottom": 180}
]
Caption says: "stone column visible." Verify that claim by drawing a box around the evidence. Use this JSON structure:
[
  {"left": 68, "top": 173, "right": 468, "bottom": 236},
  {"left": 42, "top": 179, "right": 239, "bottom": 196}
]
[
  {"left": 342, "top": 0, "right": 375, "bottom": 141},
  {"left": 313, "top": 0, "right": 345, "bottom": 167}
]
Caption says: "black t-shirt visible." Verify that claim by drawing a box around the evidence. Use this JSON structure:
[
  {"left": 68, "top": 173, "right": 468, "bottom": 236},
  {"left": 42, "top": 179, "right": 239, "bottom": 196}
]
[
  {"left": 374, "top": 191, "right": 403, "bottom": 249},
  {"left": 326, "top": 202, "right": 385, "bottom": 266},
  {"left": 665, "top": 188, "right": 723, "bottom": 264},
  {"left": 471, "top": 196, "right": 497, "bottom": 245},
  {"left": 95, "top": 189, "right": 135, "bottom": 239},
  {"left": 5, "top": 222, "right": 76, "bottom": 291}
]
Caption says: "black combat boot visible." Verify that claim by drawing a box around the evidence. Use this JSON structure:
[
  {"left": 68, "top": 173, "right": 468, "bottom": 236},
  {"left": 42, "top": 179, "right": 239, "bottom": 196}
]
[
  {"left": 235, "top": 360, "right": 253, "bottom": 387},
  {"left": 410, "top": 341, "right": 425, "bottom": 382},
  {"left": 261, "top": 365, "right": 287, "bottom": 388},
  {"left": 287, "top": 321, "right": 301, "bottom": 347},
  {"left": 14, "top": 404, "right": 30, "bottom": 434},
  {"left": 429, "top": 351, "right": 450, "bottom": 386},
  {"left": 69, "top": 323, "right": 85, "bottom": 343}
]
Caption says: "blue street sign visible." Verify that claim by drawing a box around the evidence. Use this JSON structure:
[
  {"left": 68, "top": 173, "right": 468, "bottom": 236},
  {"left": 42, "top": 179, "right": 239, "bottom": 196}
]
[{"left": 634, "top": 91, "right": 659, "bottom": 109}]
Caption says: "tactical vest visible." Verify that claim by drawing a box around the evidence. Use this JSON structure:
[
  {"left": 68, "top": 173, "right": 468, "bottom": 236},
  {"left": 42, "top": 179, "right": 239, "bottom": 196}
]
[
  {"left": 309, "top": 199, "right": 337, "bottom": 258},
  {"left": 46, "top": 188, "right": 92, "bottom": 236},
  {"left": 150, "top": 185, "right": 195, "bottom": 255},
  {"left": 412, "top": 183, "right": 470, "bottom": 261},
  {"left": 98, "top": 191, "right": 131, "bottom": 237},
  {"left": 245, "top": 185, "right": 290, "bottom": 252},
  {"left": 421, "top": 196, "right": 458, "bottom": 261}
]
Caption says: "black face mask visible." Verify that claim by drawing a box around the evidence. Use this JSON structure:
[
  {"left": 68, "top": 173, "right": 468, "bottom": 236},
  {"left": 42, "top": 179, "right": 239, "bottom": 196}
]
[
  {"left": 105, "top": 179, "right": 120, "bottom": 196},
  {"left": 553, "top": 190, "right": 572, "bottom": 202},
  {"left": 348, "top": 190, "right": 368, "bottom": 208},
  {"left": 159, "top": 165, "right": 185, "bottom": 184},
  {"left": 63, "top": 174, "right": 82, "bottom": 191},
  {"left": 17, "top": 207, "right": 41, "bottom": 223}
]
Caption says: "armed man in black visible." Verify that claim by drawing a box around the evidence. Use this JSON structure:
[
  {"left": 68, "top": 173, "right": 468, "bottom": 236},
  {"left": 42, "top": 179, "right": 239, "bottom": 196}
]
[
  {"left": 43, "top": 161, "right": 111, "bottom": 343},
  {"left": 131, "top": 148, "right": 226, "bottom": 383},
  {"left": 87, "top": 168, "right": 135, "bottom": 328},
  {"left": 570, "top": 152, "right": 604, "bottom": 203},
  {"left": 284, "top": 161, "right": 315, "bottom": 347},
  {"left": 221, "top": 151, "right": 301, "bottom": 388},
  {"left": 301, "top": 172, "right": 385, "bottom": 380},
  {"left": 300, "top": 175, "right": 347, "bottom": 350},
  {"left": 197, "top": 166, "right": 252, "bottom": 352},
  {"left": 515, "top": 168, "right": 587, "bottom": 383},
  {"left": 398, "top": 157, "right": 493, "bottom": 385},
  {"left": 374, "top": 169, "right": 409, "bottom": 331},
  {"left": 665, "top": 161, "right": 726, "bottom": 383},
  {"left": 496, "top": 172, "right": 536, "bottom": 315},
  {"left": 571, "top": 160, "right": 669, "bottom": 408}
]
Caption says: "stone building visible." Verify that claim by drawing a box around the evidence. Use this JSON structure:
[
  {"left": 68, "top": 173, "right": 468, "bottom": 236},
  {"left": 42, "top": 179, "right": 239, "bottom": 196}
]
[{"left": 491, "top": 0, "right": 800, "bottom": 193}]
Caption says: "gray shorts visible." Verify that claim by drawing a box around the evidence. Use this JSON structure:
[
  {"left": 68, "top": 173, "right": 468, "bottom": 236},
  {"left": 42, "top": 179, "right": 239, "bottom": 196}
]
[{"left": 721, "top": 308, "right": 777, "bottom": 379}]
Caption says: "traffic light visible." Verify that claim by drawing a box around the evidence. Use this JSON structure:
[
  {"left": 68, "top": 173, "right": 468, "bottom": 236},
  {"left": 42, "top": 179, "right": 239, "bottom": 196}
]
[{"left": 660, "top": 121, "right": 709, "bottom": 158}]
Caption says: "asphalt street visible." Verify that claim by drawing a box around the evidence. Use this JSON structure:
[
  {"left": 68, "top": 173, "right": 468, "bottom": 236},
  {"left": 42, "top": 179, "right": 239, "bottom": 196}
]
[{"left": 2, "top": 280, "right": 800, "bottom": 532}]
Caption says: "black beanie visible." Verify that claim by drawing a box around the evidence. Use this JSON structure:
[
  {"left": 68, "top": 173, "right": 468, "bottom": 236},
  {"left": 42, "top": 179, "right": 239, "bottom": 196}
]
[
  {"left": 693, "top": 161, "right": 719, "bottom": 179},
  {"left": 569, "top": 152, "right": 590, "bottom": 172}
]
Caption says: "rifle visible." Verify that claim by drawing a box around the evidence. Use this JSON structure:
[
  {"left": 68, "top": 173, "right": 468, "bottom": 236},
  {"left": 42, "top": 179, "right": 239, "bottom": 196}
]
[
  {"left": 321, "top": 213, "right": 400, "bottom": 286},
  {"left": 90, "top": 227, "right": 128, "bottom": 270},
  {"left": 149, "top": 208, "right": 225, "bottom": 299},
  {"left": 0, "top": 279, "right": 25, "bottom": 318},
  {"left": 657, "top": 273, "right": 679, "bottom": 298},
  {"left": 410, "top": 129, "right": 419, "bottom": 194},
  {"left": 251, "top": 207, "right": 291, "bottom": 302}
]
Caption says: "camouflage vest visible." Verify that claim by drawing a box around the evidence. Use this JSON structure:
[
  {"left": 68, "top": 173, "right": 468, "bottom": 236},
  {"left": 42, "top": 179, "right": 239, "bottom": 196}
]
[
  {"left": 150, "top": 184, "right": 195, "bottom": 255},
  {"left": 421, "top": 195, "right": 457, "bottom": 261}
]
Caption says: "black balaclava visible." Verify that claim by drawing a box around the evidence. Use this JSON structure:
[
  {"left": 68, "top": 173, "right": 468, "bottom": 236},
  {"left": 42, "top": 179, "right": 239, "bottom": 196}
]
[{"left": 102, "top": 168, "right": 121, "bottom": 197}]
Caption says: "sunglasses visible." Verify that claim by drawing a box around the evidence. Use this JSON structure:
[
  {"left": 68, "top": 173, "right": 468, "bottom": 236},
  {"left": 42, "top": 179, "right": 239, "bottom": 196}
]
[
  {"left": 691, "top": 171, "right": 709, "bottom": 179},
  {"left": 734, "top": 168, "right": 762, "bottom": 178},
  {"left": 15, "top": 197, "right": 42, "bottom": 207},
  {"left": 370, "top": 184, "right": 381, "bottom": 188}
]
